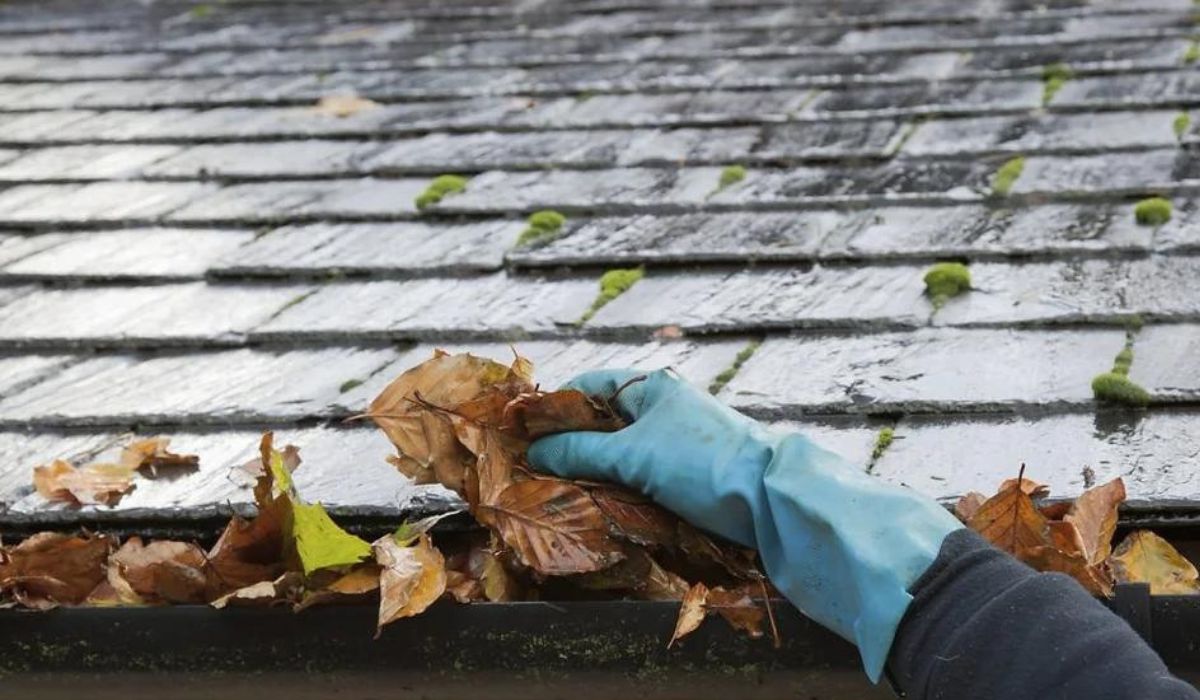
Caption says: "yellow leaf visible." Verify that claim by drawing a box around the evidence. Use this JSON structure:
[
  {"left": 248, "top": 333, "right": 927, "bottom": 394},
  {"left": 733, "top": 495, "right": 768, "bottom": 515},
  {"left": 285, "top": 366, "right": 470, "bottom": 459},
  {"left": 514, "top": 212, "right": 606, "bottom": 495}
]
[{"left": 1110, "top": 530, "right": 1200, "bottom": 595}]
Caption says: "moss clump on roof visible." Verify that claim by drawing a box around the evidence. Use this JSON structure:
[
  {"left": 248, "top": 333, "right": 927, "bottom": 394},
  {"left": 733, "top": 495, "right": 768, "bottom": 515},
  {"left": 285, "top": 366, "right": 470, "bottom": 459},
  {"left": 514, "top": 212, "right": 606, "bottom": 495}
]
[
  {"left": 339, "top": 379, "right": 363, "bottom": 393},
  {"left": 991, "top": 156, "right": 1025, "bottom": 197},
  {"left": 414, "top": 174, "right": 468, "bottom": 210},
  {"left": 708, "top": 340, "right": 761, "bottom": 394},
  {"left": 580, "top": 267, "right": 644, "bottom": 323},
  {"left": 1092, "top": 339, "right": 1150, "bottom": 407},
  {"left": 1134, "top": 196, "right": 1172, "bottom": 226},
  {"left": 1092, "top": 372, "right": 1150, "bottom": 407},
  {"left": 1184, "top": 40, "right": 1200, "bottom": 65},
  {"left": 870, "top": 427, "right": 895, "bottom": 462},
  {"left": 923, "top": 262, "right": 971, "bottom": 309},
  {"left": 189, "top": 4, "right": 214, "bottom": 19},
  {"left": 1041, "top": 62, "right": 1073, "bottom": 105},
  {"left": 718, "top": 165, "right": 747, "bottom": 190},
  {"left": 515, "top": 210, "right": 567, "bottom": 247},
  {"left": 1174, "top": 112, "right": 1192, "bottom": 140}
]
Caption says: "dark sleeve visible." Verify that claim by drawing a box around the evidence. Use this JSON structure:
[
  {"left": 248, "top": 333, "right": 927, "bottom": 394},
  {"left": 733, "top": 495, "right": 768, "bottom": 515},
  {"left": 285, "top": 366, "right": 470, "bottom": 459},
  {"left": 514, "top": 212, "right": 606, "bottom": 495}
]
[{"left": 888, "top": 528, "right": 1199, "bottom": 700}]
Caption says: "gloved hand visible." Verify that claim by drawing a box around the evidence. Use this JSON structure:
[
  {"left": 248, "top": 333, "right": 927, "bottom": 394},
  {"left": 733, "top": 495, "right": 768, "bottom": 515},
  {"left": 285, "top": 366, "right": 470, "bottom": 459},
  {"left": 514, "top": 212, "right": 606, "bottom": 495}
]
[{"left": 528, "top": 368, "right": 963, "bottom": 682}]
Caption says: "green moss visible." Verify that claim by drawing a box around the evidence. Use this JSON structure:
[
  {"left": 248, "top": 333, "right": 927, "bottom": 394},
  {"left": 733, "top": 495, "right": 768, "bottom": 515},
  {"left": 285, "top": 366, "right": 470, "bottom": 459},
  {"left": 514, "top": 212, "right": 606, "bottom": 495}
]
[
  {"left": 708, "top": 340, "right": 761, "bottom": 394},
  {"left": 991, "top": 156, "right": 1025, "bottom": 197},
  {"left": 871, "top": 427, "right": 895, "bottom": 462},
  {"left": 414, "top": 174, "right": 468, "bottom": 210},
  {"left": 1174, "top": 112, "right": 1192, "bottom": 140},
  {"left": 1091, "top": 372, "right": 1150, "bottom": 407},
  {"left": 1112, "top": 347, "right": 1134, "bottom": 375},
  {"left": 1184, "top": 40, "right": 1200, "bottom": 64},
  {"left": 923, "top": 262, "right": 971, "bottom": 309},
  {"left": 579, "top": 267, "right": 644, "bottom": 323},
  {"left": 717, "top": 165, "right": 747, "bottom": 190},
  {"left": 189, "top": 3, "right": 213, "bottom": 18},
  {"left": 1041, "top": 62, "right": 1073, "bottom": 105},
  {"left": 1134, "top": 196, "right": 1172, "bottom": 226},
  {"left": 515, "top": 209, "right": 567, "bottom": 247},
  {"left": 339, "top": 378, "right": 363, "bottom": 393}
]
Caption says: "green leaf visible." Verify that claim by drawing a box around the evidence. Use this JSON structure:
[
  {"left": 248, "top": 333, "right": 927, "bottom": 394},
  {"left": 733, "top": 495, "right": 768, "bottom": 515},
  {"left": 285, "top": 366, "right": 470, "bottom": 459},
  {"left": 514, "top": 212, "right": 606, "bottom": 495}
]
[{"left": 291, "top": 501, "right": 372, "bottom": 575}]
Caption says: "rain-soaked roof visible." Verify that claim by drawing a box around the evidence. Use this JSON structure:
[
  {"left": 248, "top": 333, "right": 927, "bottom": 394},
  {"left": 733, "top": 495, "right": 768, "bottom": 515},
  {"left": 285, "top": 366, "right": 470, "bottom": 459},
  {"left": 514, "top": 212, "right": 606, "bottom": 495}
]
[{"left": 0, "top": 0, "right": 1198, "bottom": 532}]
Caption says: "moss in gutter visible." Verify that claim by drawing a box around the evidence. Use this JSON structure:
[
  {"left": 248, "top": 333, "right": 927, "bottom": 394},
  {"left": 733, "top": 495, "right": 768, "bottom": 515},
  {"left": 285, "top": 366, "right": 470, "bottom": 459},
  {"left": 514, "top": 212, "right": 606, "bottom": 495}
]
[
  {"left": 1174, "top": 112, "right": 1192, "bottom": 140},
  {"left": 1041, "top": 62, "right": 1073, "bottom": 105},
  {"left": 1134, "top": 196, "right": 1172, "bottom": 226},
  {"left": 515, "top": 210, "right": 567, "bottom": 247},
  {"left": 991, "top": 156, "right": 1025, "bottom": 197},
  {"left": 708, "top": 340, "right": 761, "bottom": 394},
  {"left": 871, "top": 427, "right": 895, "bottom": 462},
  {"left": 414, "top": 174, "right": 468, "bottom": 211},
  {"left": 579, "top": 267, "right": 644, "bottom": 323},
  {"left": 923, "top": 262, "right": 971, "bottom": 309}
]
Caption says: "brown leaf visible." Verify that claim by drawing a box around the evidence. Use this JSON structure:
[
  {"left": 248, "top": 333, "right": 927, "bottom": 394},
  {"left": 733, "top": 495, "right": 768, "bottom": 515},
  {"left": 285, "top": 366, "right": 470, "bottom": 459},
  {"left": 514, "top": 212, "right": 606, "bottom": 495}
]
[
  {"left": 295, "top": 563, "right": 382, "bottom": 610},
  {"left": 120, "top": 437, "right": 199, "bottom": 478},
  {"left": 590, "top": 485, "right": 679, "bottom": 548},
  {"left": 311, "top": 94, "right": 379, "bottom": 118},
  {"left": 374, "top": 533, "right": 447, "bottom": 636},
  {"left": 210, "top": 572, "right": 304, "bottom": 609},
  {"left": 1110, "top": 530, "right": 1200, "bottom": 595},
  {"left": 967, "top": 478, "right": 1050, "bottom": 558},
  {"left": 478, "top": 479, "right": 625, "bottom": 576},
  {"left": 954, "top": 492, "right": 987, "bottom": 522},
  {"left": 504, "top": 389, "right": 625, "bottom": 440},
  {"left": 1039, "top": 501, "right": 1073, "bottom": 520},
  {"left": 1024, "top": 545, "right": 1112, "bottom": 597},
  {"left": 998, "top": 476, "right": 1050, "bottom": 499},
  {"left": 109, "top": 537, "right": 209, "bottom": 604},
  {"left": 0, "top": 532, "right": 113, "bottom": 607},
  {"left": 33, "top": 460, "right": 135, "bottom": 506},
  {"left": 368, "top": 351, "right": 533, "bottom": 487},
  {"left": 1064, "top": 478, "right": 1126, "bottom": 566},
  {"left": 707, "top": 586, "right": 766, "bottom": 638},
  {"left": 669, "top": 583, "right": 709, "bottom": 647},
  {"left": 206, "top": 515, "right": 284, "bottom": 598}
]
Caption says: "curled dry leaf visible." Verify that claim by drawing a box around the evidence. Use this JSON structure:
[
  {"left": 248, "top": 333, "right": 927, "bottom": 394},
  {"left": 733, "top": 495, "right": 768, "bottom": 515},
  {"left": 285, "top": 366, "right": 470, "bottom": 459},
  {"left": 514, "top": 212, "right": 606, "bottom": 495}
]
[
  {"left": 109, "top": 537, "right": 209, "bottom": 604},
  {"left": 707, "top": 585, "right": 766, "bottom": 639},
  {"left": 211, "top": 572, "right": 305, "bottom": 609},
  {"left": 33, "top": 460, "right": 135, "bottom": 507},
  {"left": 967, "top": 474, "right": 1051, "bottom": 558},
  {"left": 120, "top": 437, "right": 199, "bottom": 478},
  {"left": 0, "top": 532, "right": 113, "bottom": 608},
  {"left": 953, "top": 492, "right": 986, "bottom": 522},
  {"left": 206, "top": 515, "right": 284, "bottom": 597},
  {"left": 1064, "top": 478, "right": 1126, "bottom": 566},
  {"left": 1110, "top": 530, "right": 1200, "bottom": 595},
  {"left": 669, "top": 583, "right": 709, "bottom": 648},
  {"left": 374, "top": 533, "right": 446, "bottom": 637}
]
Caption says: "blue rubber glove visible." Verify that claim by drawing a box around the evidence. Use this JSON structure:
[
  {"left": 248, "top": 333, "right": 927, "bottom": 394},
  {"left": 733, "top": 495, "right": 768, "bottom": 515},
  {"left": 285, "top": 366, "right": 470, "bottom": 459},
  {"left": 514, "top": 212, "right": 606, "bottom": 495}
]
[{"left": 527, "top": 368, "right": 963, "bottom": 682}]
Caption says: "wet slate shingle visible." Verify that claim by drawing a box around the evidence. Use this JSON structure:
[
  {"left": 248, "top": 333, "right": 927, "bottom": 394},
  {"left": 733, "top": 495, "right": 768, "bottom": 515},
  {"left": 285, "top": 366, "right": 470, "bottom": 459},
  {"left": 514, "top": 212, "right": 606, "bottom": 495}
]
[{"left": 0, "top": 0, "right": 1198, "bottom": 524}]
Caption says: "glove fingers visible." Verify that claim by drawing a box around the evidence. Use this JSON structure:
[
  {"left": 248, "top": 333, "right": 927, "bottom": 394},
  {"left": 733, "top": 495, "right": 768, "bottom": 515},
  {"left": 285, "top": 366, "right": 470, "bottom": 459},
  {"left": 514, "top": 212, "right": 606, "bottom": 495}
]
[
  {"left": 527, "top": 431, "right": 620, "bottom": 482},
  {"left": 562, "top": 369, "right": 652, "bottom": 420}
]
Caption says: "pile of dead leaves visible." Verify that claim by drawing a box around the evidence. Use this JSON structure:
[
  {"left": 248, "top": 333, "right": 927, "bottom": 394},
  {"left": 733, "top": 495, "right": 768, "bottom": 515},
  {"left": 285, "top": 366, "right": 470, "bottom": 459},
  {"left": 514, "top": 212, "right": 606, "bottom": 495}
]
[
  {"left": 2, "top": 351, "right": 775, "bottom": 647},
  {"left": 6, "top": 350, "right": 1197, "bottom": 646},
  {"left": 957, "top": 467, "right": 1200, "bottom": 596},
  {"left": 363, "top": 350, "right": 775, "bottom": 645}
]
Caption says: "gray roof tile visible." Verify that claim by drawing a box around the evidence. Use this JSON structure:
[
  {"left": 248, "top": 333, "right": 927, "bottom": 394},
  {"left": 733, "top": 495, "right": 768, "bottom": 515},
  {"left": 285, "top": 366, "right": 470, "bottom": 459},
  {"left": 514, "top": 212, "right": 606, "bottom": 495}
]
[{"left": 0, "top": 0, "right": 1198, "bottom": 524}]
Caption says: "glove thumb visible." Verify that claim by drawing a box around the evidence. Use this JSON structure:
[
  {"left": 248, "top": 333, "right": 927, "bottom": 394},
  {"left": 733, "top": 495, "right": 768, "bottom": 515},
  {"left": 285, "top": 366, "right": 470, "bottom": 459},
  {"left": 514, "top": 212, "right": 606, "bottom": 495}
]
[{"left": 527, "top": 431, "right": 620, "bottom": 483}]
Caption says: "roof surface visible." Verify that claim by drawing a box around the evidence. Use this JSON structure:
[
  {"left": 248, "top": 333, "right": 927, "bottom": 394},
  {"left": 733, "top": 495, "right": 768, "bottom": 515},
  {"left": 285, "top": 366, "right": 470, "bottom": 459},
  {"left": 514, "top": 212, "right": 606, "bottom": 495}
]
[{"left": 0, "top": 0, "right": 1198, "bottom": 530}]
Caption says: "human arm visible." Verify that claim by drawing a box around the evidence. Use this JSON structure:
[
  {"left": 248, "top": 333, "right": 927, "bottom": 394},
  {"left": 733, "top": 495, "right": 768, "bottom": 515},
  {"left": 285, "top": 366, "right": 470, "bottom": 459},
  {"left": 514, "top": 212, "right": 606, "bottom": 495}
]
[{"left": 527, "top": 368, "right": 1199, "bottom": 698}]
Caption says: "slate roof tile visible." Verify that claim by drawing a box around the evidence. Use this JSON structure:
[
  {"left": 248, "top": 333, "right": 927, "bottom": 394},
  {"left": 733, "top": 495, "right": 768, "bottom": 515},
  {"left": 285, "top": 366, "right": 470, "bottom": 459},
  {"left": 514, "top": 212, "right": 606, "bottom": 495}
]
[{"left": 0, "top": 0, "right": 1197, "bottom": 526}]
